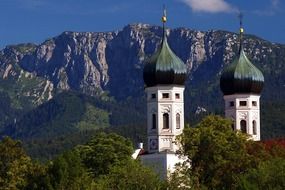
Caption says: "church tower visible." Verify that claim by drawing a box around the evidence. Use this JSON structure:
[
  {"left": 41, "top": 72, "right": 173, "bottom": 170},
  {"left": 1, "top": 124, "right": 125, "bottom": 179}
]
[
  {"left": 143, "top": 8, "right": 187, "bottom": 153},
  {"left": 220, "top": 15, "right": 264, "bottom": 141},
  {"left": 140, "top": 8, "right": 187, "bottom": 178}
]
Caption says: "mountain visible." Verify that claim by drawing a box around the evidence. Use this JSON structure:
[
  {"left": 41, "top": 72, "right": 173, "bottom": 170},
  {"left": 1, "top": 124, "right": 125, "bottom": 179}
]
[{"left": 0, "top": 23, "right": 285, "bottom": 158}]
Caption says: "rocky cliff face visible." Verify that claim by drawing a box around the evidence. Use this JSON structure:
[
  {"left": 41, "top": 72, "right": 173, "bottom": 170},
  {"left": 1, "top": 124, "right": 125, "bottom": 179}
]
[
  {"left": 19, "top": 31, "right": 114, "bottom": 95},
  {"left": 0, "top": 44, "right": 54, "bottom": 109},
  {"left": 1, "top": 23, "right": 285, "bottom": 107}
]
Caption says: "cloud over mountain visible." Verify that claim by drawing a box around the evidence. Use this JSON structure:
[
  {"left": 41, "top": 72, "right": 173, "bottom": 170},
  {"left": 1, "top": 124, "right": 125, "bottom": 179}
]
[{"left": 181, "top": 0, "right": 237, "bottom": 13}]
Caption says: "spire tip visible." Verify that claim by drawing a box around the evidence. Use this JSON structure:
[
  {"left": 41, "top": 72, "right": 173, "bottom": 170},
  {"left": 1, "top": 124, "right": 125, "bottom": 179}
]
[
  {"left": 162, "top": 5, "right": 167, "bottom": 23},
  {"left": 238, "top": 11, "right": 244, "bottom": 34},
  {"left": 238, "top": 11, "right": 244, "bottom": 52}
]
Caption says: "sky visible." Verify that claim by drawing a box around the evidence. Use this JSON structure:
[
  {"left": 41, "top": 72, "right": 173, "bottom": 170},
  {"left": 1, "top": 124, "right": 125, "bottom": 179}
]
[{"left": 0, "top": 0, "right": 284, "bottom": 48}]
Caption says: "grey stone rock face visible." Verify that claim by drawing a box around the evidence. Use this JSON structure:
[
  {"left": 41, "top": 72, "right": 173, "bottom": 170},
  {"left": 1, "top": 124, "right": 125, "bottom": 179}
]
[{"left": 0, "top": 24, "right": 284, "bottom": 102}]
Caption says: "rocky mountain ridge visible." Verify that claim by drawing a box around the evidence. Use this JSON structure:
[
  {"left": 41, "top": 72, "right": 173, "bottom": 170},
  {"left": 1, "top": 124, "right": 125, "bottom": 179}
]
[
  {"left": 1, "top": 24, "right": 283, "bottom": 99},
  {"left": 0, "top": 23, "right": 285, "bottom": 141}
]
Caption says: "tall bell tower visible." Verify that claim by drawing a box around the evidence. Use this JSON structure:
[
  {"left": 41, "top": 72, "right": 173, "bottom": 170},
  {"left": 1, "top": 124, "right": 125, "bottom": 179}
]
[
  {"left": 140, "top": 7, "right": 187, "bottom": 178},
  {"left": 145, "top": 84, "right": 185, "bottom": 153},
  {"left": 220, "top": 14, "right": 264, "bottom": 141}
]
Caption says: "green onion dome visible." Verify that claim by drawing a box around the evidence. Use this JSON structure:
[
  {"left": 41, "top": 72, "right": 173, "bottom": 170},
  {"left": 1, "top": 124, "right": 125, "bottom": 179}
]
[
  {"left": 220, "top": 17, "right": 264, "bottom": 96},
  {"left": 220, "top": 46, "right": 264, "bottom": 95},
  {"left": 143, "top": 34, "right": 187, "bottom": 87}
]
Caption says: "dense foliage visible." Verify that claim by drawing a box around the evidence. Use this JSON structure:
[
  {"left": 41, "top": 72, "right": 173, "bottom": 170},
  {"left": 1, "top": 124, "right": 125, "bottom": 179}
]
[
  {"left": 0, "top": 133, "right": 164, "bottom": 190},
  {"left": 238, "top": 158, "right": 285, "bottom": 190},
  {"left": 0, "top": 137, "right": 45, "bottom": 189},
  {"left": 169, "top": 115, "right": 285, "bottom": 190},
  {"left": 1, "top": 116, "right": 285, "bottom": 189},
  {"left": 79, "top": 132, "right": 133, "bottom": 177}
]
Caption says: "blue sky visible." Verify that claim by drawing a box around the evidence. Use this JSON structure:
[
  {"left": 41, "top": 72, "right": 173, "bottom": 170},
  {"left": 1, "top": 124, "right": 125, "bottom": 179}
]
[{"left": 0, "top": 0, "right": 284, "bottom": 48}]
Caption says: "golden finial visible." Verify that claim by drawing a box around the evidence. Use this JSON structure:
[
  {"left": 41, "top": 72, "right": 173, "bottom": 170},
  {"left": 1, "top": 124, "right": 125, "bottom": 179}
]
[
  {"left": 239, "top": 12, "right": 244, "bottom": 34},
  {"left": 162, "top": 5, "right": 167, "bottom": 23},
  {"left": 238, "top": 11, "right": 244, "bottom": 51}
]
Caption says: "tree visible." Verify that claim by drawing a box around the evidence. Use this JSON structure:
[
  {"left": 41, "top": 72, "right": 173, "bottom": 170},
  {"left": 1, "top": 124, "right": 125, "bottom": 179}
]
[
  {"left": 0, "top": 137, "right": 93, "bottom": 190},
  {"left": 79, "top": 132, "right": 133, "bottom": 177},
  {"left": 176, "top": 115, "right": 261, "bottom": 189},
  {"left": 47, "top": 150, "right": 93, "bottom": 190},
  {"left": 94, "top": 160, "right": 165, "bottom": 190},
  {"left": 263, "top": 139, "right": 285, "bottom": 158},
  {"left": 237, "top": 158, "right": 285, "bottom": 190},
  {"left": 23, "top": 163, "right": 52, "bottom": 190},
  {"left": 0, "top": 137, "right": 36, "bottom": 189}
]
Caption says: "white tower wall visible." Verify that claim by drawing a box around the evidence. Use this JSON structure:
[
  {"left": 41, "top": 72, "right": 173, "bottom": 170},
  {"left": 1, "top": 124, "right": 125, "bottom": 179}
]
[
  {"left": 224, "top": 94, "right": 261, "bottom": 141},
  {"left": 146, "top": 85, "right": 185, "bottom": 153}
]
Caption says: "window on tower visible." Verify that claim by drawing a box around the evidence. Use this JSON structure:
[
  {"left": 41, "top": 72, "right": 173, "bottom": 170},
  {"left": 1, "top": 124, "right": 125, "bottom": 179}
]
[
  {"left": 151, "top": 93, "right": 156, "bottom": 99},
  {"left": 176, "top": 113, "right": 180, "bottom": 129},
  {"left": 240, "top": 101, "right": 247, "bottom": 106},
  {"left": 152, "top": 114, "right": 156, "bottom": 129},
  {"left": 240, "top": 120, "right": 247, "bottom": 133},
  {"left": 253, "top": 120, "right": 257, "bottom": 135},
  {"left": 230, "top": 101, "right": 235, "bottom": 107},
  {"left": 163, "top": 113, "right": 169, "bottom": 129},
  {"left": 175, "top": 93, "right": 180, "bottom": 99},
  {"left": 162, "top": 93, "right": 169, "bottom": 99},
  {"left": 252, "top": 101, "right": 257, "bottom": 106}
]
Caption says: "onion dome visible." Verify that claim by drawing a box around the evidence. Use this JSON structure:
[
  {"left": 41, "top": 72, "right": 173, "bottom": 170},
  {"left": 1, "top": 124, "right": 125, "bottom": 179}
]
[
  {"left": 143, "top": 8, "right": 187, "bottom": 87},
  {"left": 220, "top": 14, "right": 264, "bottom": 95}
]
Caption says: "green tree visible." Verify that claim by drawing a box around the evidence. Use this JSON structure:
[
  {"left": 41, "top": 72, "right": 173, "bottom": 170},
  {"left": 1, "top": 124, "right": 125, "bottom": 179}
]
[
  {"left": 176, "top": 115, "right": 261, "bottom": 190},
  {"left": 94, "top": 160, "right": 164, "bottom": 190},
  {"left": 79, "top": 132, "right": 133, "bottom": 177},
  {"left": 0, "top": 137, "right": 54, "bottom": 190},
  {"left": 0, "top": 137, "right": 37, "bottom": 189},
  {"left": 47, "top": 150, "right": 93, "bottom": 190},
  {"left": 0, "top": 137, "right": 94, "bottom": 190},
  {"left": 23, "top": 163, "right": 52, "bottom": 190},
  {"left": 238, "top": 158, "right": 285, "bottom": 190}
]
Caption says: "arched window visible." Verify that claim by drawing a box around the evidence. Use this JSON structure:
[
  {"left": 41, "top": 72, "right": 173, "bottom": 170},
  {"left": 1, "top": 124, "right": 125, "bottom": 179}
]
[
  {"left": 252, "top": 120, "right": 257, "bottom": 135},
  {"left": 163, "top": 113, "right": 169, "bottom": 129},
  {"left": 176, "top": 113, "right": 180, "bottom": 129},
  {"left": 240, "top": 120, "right": 247, "bottom": 133},
  {"left": 152, "top": 114, "right": 156, "bottom": 129}
]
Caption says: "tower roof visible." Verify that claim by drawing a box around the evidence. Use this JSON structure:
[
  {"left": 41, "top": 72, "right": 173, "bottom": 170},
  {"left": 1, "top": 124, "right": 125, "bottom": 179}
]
[
  {"left": 143, "top": 8, "right": 187, "bottom": 87},
  {"left": 220, "top": 14, "right": 264, "bottom": 95}
]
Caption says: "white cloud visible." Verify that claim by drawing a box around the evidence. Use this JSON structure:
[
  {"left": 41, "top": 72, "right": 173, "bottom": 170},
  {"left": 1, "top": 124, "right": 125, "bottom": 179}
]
[{"left": 181, "top": 0, "right": 237, "bottom": 13}]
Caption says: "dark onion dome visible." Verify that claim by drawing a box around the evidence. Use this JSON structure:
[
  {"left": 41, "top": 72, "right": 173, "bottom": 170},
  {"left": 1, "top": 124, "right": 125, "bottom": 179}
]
[
  {"left": 143, "top": 33, "right": 187, "bottom": 87},
  {"left": 220, "top": 46, "right": 264, "bottom": 95},
  {"left": 220, "top": 15, "right": 264, "bottom": 96},
  {"left": 143, "top": 7, "right": 186, "bottom": 87}
]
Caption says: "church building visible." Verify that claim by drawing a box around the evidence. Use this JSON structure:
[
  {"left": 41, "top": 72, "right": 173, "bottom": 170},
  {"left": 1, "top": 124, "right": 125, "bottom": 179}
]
[
  {"left": 139, "top": 8, "right": 187, "bottom": 179},
  {"left": 220, "top": 16, "right": 264, "bottom": 141},
  {"left": 137, "top": 10, "right": 265, "bottom": 178}
]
